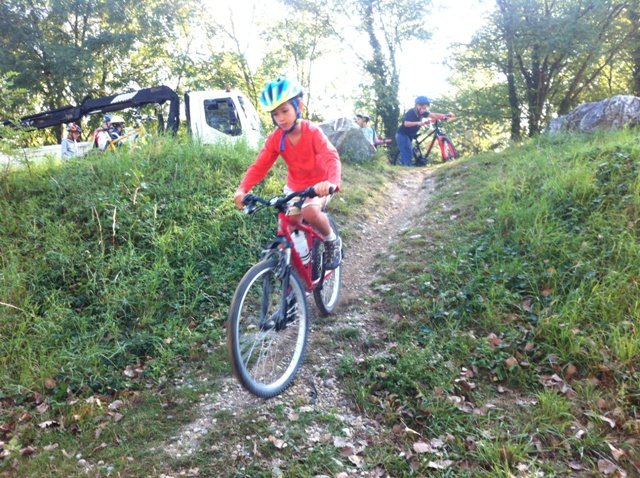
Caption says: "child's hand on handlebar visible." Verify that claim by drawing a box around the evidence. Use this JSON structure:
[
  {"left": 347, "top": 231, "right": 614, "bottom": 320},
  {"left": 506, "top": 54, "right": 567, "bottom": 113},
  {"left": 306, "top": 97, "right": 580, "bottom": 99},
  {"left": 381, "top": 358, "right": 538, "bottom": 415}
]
[
  {"left": 234, "top": 188, "right": 247, "bottom": 209},
  {"left": 313, "top": 181, "right": 337, "bottom": 197}
]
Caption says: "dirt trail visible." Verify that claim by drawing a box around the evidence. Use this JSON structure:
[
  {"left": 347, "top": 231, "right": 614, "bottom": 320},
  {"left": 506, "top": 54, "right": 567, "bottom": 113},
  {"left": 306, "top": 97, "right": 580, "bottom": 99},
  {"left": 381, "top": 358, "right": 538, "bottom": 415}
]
[{"left": 163, "top": 168, "right": 436, "bottom": 462}]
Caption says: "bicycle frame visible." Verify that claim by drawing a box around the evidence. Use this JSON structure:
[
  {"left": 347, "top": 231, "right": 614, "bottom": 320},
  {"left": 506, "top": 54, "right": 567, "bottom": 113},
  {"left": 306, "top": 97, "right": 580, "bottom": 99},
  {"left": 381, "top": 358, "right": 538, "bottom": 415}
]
[
  {"left": 274, "top": 211, "right": 328, "bottom": 292},
  {"left": 391, "top": 119, "right": 457, "bottom": 166},
  {"left": 416, "top": 121, "right": 445, "bottom": 158},
  {"left": 245, "top": 187, "right": 335, "bottom": 293}
]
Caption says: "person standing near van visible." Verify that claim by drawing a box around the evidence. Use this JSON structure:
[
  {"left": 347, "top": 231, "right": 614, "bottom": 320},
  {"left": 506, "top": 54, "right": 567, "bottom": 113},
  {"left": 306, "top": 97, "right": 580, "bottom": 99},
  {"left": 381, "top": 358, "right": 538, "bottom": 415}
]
[
  {"left": 96, "top": 115, "right": 126, "bottom": 151},
  {"left": 61, "top": 123, "right": 82, "bottom": 159},
  {"left": 93, "top": 114, "right": 111, "bottom": 149}
]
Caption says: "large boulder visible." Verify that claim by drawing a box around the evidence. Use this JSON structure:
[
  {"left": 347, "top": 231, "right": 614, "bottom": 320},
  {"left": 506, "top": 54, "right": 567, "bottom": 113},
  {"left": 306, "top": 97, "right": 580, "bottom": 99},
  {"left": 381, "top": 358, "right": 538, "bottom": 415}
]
[
  {"left": 546, "top": 95, "right": 640, "bottom": 134},
  {"left": 319, "top": 117, "right": 375, "bottom": 162}
]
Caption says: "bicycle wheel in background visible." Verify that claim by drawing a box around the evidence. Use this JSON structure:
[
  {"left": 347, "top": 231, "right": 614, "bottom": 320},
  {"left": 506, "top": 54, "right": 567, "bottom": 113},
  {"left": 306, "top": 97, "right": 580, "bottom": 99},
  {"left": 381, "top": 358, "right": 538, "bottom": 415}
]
[
  {"left": 393, "top": 146, "right": 424, "bottom": 166},
  {"left": 390, "top": 150, "right": 400, "bottom": 165},
  {"left": 439, "top": 136, "right": 458, "bottom": 161},
  {"left": 227, "top": 257, "right": 309, "bottom": 398},
  {"left": 313, "top": 215, "right": 343, "bottom": 316},
  {"left": 413, "top": 144, "right": 429, "bottom": 167}
]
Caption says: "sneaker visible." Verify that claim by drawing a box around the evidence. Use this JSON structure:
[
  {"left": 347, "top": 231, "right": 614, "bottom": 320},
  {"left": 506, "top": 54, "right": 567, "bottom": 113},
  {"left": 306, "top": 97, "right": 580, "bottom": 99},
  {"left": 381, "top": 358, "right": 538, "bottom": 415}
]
[{"left": 323, "top": 236, "right": 342, "bottom": 270}]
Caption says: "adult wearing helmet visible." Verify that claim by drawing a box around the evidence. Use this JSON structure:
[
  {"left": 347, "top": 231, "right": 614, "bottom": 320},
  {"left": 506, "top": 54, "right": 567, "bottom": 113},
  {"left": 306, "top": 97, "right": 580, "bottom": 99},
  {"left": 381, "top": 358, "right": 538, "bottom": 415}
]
[
  {"left": 61, "top": 123, "right": 82, "bottom": 159},
  {"left": 234, "top": 76, "right": 343, "bottom": 269},
  {"left": 97, "top": 114, "right": 125, "bottom": 151},
  {"left": 395, "top": 96, "right": 455, "bottom": 166}
]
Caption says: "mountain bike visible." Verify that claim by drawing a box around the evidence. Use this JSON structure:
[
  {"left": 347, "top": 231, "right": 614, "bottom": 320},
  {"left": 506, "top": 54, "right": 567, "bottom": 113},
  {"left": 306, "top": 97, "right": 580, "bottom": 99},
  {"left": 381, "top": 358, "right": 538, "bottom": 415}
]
[
  {"left": 391, "top": 119, "right": 458, "bottom": 166},
  {"left": 227, "top": 187, "right": 343, "bottom": 398}
]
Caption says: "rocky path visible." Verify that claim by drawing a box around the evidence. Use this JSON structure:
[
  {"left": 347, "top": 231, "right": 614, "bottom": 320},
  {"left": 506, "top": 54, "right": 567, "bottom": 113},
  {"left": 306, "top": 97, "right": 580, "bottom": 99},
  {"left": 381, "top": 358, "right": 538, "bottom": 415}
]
[{"left": 162, "top": 168, "right": 437, "bottom": 472}]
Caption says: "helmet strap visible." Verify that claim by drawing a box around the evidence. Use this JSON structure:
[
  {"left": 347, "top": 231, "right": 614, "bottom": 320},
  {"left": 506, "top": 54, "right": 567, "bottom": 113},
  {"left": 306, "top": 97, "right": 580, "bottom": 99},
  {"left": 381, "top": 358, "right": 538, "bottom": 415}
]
[
  {"left": 279, "top": 121, "right": 299, "bottom": 152},
  {"left": 274, "top": 97, "right": 302, "bottom": 152},
  {"left": 290, "top": 97, "right": 301, "bottom": 118}
]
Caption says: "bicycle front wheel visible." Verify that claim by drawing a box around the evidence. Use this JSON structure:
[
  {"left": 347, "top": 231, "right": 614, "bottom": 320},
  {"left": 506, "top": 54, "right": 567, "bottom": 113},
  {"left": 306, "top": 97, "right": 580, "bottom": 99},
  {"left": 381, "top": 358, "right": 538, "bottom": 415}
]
[
  {"left": 313, "top": 215, "right": 343, "bottom": 316},
  {"left": 227, "top": 258, "right": 309, "bottom": 398},
  {"left": 440, "top": 136, "right": 458, "bottom": 162}
]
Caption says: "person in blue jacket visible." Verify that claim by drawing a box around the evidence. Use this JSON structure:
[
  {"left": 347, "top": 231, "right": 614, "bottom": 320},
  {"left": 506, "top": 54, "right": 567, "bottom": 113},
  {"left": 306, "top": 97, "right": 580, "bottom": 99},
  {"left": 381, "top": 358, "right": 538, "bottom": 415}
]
[{"left": 395, "top": 96, "right": 454, "bottom": 166}]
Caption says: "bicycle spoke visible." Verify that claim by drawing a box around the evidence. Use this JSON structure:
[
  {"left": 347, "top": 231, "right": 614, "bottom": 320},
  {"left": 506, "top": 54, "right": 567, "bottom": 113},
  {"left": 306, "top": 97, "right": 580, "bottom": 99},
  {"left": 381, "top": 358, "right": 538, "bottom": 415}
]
[{"left": 228, "top": 259, "right": 309, "bottom": 397}]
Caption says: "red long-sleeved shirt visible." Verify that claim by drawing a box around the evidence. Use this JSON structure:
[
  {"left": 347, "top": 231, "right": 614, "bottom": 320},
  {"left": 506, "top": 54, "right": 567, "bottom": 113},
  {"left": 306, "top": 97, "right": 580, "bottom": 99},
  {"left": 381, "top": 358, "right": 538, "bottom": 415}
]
[{"left": 239, "top": 120, "right": 341, "bottom": 193}]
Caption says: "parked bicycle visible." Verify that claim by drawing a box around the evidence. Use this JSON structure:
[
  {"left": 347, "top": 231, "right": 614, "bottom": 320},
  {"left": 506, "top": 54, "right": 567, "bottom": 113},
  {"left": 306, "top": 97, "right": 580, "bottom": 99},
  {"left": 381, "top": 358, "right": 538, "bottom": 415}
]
[
  {"left": 227, "top": 187, "right": 343, "bottom": 398},
  {"left": 390, "top": 119, "right": 458, "bottom": 166}
]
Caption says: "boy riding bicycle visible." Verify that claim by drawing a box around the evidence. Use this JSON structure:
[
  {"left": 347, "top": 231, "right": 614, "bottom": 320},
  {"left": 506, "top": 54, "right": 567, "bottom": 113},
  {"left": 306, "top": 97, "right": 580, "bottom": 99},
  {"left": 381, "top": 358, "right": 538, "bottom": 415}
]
[{"left": 233, "top": 76, "right": 343, "bottom": 270}]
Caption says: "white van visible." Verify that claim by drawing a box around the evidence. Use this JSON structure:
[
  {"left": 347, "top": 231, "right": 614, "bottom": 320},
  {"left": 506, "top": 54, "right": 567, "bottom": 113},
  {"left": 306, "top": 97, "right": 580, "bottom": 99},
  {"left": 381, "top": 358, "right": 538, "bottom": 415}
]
[
  {"left": 1, "top": 86, "right": 265, "bottom": 166},
  {"left": 185, "top": 89, "right": 263, "bottom": 149}
]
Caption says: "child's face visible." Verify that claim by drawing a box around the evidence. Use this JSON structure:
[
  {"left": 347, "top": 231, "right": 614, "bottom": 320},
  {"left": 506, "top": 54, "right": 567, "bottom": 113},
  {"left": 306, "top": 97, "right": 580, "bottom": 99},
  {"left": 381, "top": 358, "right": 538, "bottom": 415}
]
[
  {"left": 416, "top": 104, "right": 429, "bottom": 115},
  {"left": 272, "top": 101, "right": 298, "bottom": 130}
]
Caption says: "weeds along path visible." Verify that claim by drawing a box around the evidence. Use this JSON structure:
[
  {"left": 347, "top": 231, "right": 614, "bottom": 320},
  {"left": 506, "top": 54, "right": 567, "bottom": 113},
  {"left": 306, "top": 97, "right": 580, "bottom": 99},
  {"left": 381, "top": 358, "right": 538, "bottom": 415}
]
[{"left": 162, "top": 167, "right": 437, "bottom": 465}]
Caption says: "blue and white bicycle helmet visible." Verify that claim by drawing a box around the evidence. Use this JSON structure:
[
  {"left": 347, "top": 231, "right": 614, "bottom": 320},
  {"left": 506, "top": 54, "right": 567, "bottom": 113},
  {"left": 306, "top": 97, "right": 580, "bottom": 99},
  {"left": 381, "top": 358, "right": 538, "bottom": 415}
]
[
  {"left": 415, "top": 95, "right": 431, "bottom": 105},
  {"left": 259, "top": 77, "right": 304, "bottom": 113}
]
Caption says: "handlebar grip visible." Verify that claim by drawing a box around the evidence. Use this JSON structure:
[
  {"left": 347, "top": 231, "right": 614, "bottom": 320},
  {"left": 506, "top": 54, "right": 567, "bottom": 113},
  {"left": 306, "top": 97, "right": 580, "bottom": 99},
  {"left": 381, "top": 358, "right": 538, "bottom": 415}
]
[{"left": 307, "top": 185, "right": 335, "bottom": 198}]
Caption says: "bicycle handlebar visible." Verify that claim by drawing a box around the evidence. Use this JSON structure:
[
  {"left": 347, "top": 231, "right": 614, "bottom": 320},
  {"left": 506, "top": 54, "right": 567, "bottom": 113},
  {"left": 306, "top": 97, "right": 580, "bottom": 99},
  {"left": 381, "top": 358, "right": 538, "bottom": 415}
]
[
  {"left": 242, "top": 186, "right": 335, "bottom": 215},
  {"left": 424, "top": 116, "right": 452, "bottom": 126}
]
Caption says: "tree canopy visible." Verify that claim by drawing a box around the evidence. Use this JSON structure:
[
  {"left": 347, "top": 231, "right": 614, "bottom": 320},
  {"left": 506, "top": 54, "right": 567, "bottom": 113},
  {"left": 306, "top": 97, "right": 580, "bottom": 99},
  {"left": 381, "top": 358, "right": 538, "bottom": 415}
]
[
  {"left": 1, "top": 0, "right": 639, "bottom": 149},
  {"left": 452, "top": 0, "right": 639, "bottom": 143}
]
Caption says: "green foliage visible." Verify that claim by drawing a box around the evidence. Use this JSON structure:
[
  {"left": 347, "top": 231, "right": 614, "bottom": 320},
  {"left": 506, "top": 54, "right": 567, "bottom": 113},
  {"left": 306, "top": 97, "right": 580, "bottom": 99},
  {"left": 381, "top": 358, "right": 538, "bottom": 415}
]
[
  {"left": 0, "top": 0, "right": 197, "bottom": 143},
  {"left": 260, "top": 11, "right": 333, "bottom": 113},
  {"left": 2, "top": 113, "right": 640, "bottom": 476},
  {"left": 356, "top": 128, "right": 640, "bottom": 475},
  {"left": 0, "top": 136, "right": 266, "bottom": 397},
  {"left": 452, "top": 0, "right": 635, "bottom": 139}
]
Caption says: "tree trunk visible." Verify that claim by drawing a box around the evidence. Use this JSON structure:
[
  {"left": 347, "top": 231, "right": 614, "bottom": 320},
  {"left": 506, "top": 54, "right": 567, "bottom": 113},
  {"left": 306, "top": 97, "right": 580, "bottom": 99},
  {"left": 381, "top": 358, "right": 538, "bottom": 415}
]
[
  {"left": 497, "top": 0, "right": 521, "bottom": 140},
  {"left": 363, "top": 0, "right": 400, "bottom": 141},
  {"left": 526, "top": 47, "right": 542, "bottom": 136},
  {"left": 630, "top": 7, "right": 640, "bottom": 96}
]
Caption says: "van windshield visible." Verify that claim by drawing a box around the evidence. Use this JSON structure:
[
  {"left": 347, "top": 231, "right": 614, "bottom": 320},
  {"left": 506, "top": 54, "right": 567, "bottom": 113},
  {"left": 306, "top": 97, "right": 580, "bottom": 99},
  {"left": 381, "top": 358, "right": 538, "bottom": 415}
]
[{"left": 204, "top": 98, "right": 241, "bottom": 136}]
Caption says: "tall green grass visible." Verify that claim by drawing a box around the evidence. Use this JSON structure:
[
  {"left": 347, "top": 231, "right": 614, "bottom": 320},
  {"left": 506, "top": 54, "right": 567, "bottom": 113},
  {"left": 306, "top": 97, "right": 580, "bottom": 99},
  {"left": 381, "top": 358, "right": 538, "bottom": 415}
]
[
  {"left": 351, "top": 129, "right": 640, "bottom": 474},
  {"left": 0, "top": 137, "right": 283, "bottom": 397}
]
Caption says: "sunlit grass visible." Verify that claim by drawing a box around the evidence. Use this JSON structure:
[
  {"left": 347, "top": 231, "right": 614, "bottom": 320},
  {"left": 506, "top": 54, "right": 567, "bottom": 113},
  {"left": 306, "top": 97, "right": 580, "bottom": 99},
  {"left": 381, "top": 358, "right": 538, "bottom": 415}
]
[
  {"left": 2, "top": 128, "right": 639, "bottom": 476},
  {"left": 343, "top": 129, "right": 640, "bottom": 476}
]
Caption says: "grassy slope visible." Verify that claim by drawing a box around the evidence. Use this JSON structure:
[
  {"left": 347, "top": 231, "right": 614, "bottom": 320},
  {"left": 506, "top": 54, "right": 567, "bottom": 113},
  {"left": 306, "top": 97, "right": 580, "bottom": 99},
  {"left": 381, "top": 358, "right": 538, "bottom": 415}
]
[
  {"left": 353, "top": 130, "right": 640, "bottom": 476},
  {"left": 1, "top": 137, "right": 280, "bottom": 396},
  {"left": 1, "top": 130, "right": 638, "bottom": 476}
]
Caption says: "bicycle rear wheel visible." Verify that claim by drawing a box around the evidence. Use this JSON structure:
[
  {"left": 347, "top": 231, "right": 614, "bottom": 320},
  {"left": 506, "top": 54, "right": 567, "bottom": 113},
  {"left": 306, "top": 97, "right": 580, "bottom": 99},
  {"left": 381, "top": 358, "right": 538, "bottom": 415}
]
[
  {"left": 440, "top": 136, "right": 458, "bottom": 161},
  {"left": 227, "top": 257, "right": 309, "bottom": 398},
  {"left": 313, "top": 215, "right": 343, "bottom": 316}
]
